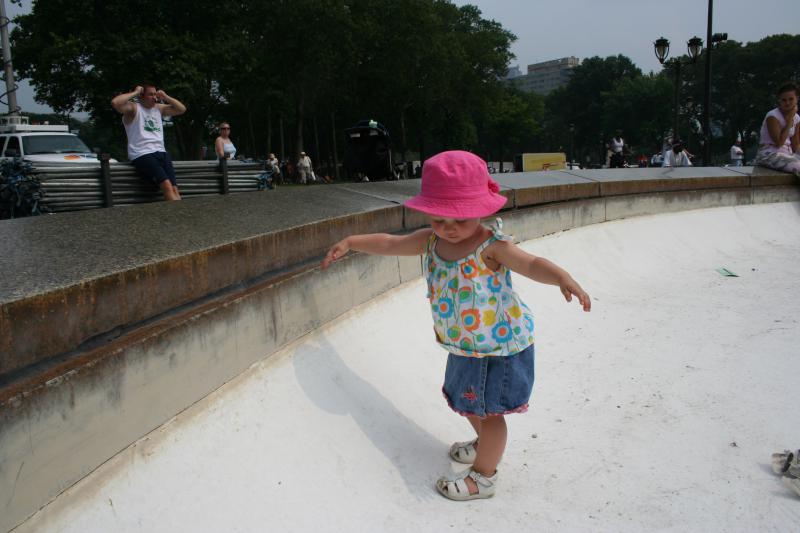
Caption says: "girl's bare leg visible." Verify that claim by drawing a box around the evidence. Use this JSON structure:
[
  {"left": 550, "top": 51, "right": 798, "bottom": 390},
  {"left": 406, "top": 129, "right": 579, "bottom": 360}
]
[
  {"left": 464, "top": 415, "right": 507, "bottom": 494},
  {"left": 467, "top": 415, "right": 481, "bottom": 439}
]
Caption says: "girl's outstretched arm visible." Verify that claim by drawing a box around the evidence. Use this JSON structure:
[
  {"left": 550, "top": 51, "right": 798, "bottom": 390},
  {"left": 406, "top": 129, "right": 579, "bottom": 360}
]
[
  {"left": 486, "top": 240, "right": 591, "bottom": 311},
  {"left": 321, "top": 228, "right": 432, "bottom": 269}
]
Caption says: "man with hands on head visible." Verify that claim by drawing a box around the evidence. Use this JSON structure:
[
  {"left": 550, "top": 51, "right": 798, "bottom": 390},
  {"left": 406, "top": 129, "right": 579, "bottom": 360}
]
[{"left": 112, "top": 84, "right": 187, "bottom": 201}]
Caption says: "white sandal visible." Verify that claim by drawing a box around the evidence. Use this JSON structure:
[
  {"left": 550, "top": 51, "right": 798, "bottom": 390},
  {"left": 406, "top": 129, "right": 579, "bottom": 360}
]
[
  {"left": 436, "top": 467, "right": 497, "bottom": 501},
  {"left": 449, "top": 438, "right": 478, "bottom": 464}
]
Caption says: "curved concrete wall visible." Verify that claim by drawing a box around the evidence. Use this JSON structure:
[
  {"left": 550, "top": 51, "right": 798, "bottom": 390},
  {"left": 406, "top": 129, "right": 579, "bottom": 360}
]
[{"left": 0, "top": 166, "right": 797, "bottom": 531}]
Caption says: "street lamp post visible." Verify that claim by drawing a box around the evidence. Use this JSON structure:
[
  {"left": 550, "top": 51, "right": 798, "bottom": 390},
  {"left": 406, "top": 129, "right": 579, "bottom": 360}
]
[
  {"left": 669, "top": 60, "right": 681, "bottom": 140},
  {"left": 568, "top": 123, "right": 575, "bottom": 169},
  {"left": 599, "top": 132, "right": 605, "bottom": 168},
  {"left": 657, "top": 0, "right": 726, "bottom": 165},
  {"left": 702, "top": 0, "right": 729, "bottom": 167},
  {"left": 654, "top": 36, "right": 703, "bottom": 148},
  {"left": 0, "top": 0, "right": 19, "bottom": 117},
  {"left": 703, "top": 0, "right": 713, "bottom": 166}
]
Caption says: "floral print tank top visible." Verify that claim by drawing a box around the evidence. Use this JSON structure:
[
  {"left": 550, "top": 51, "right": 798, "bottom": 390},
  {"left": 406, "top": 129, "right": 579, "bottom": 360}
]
[{"left": 424, "top": 220, "right": 535, "bottom": 357}]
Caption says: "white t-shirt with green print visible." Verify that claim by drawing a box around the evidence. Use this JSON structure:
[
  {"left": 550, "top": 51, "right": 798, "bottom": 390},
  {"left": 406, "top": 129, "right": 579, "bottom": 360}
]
[{"left": 124, "top": 103, "right": 166, "bottom": 160}]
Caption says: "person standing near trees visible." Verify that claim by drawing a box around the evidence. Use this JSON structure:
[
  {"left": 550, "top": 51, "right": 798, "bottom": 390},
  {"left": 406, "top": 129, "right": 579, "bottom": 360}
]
[
  {"left": 608, "top": 131, "right": 627, "bottom": 168},
  {"left": 297, "top": 151, "right": 315, "bottom": 184},
  {"left": 730, "top": 138, "right": 744, "bottom": 166},
  {"left": 111, "top": 84, "right": 187, "bottom": 201},
  {"left": 754, "top": 82, "right": 800, "bottom": 177},
  {"left": 266, "top": 152, "right": 281, "bottom": 183},
  {"left": 214, "top": 122, "right": 236, "bottom": 160}
]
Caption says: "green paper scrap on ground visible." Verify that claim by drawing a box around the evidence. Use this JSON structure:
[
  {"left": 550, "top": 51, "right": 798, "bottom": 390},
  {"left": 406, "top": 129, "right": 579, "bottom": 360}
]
[{"left": 715, "top": 267, "right": 738, "bottom": 277}]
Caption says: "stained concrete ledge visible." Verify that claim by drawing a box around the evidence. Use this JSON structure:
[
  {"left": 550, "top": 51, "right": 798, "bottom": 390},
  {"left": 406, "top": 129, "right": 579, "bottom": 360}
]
[
  {"left": 0, "top": 165, "right": 797, "bottom": 532},
  {"left": 1, "top": 166, "right": 796, "bottom": 379},
  {"left": 727, "top": 164, "right": 799, "bottom": 186},
  {"left": 0, "top": 187, "right": 404, "bottom": 377},
  {"left": 0, "top": 166, "right": 795, "bottom": 380},
  {"left": 492, "top": 172, "right": 599, "bottom": 207},
  {"left": 334, "top": 179, "right": 515, "bottom": 229},
  {"left": 559, "top": 166, "right": 750, "bottom": 196}
]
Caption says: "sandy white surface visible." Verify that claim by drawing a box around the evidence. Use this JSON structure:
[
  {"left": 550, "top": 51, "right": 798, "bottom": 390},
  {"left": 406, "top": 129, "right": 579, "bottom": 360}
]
[{"left": 15, "top": 202, "right": 800, "bottom": 533}]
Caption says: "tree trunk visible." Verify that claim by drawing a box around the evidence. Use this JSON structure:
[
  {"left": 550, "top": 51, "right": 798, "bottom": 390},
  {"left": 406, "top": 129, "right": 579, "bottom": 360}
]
[
  {"left": 174, "top": 119, "right": 203, "bottom": 160},
  {"left": 294, "top": 93, "right": 305, "bottom": 159},
  {"left": 279, "top": 115, "right": 285, "bottom": 160},
  {"left": 172, "top": 122, "right": 184, "bottom": 159},
  {"left": 267, "top": 105, "right": 272, "bottom": 156},
  {"left": 247, "top": 99, "right": 256, "bottom": 158},
  {"left": 399, "top": 110, "right": 407, "bottom": 163},
  {"left": 331, "top": 111, "right": 339, "bottom": 180},
  {"left": 313, "top": 115, "right": 320, "bottom": 170},
  {"left": 417, "top": 112, "right": 426, "bottom": 163}
]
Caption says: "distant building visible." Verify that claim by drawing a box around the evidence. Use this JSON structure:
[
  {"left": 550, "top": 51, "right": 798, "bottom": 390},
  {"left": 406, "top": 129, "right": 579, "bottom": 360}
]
[
  {"left": 504, "top": 65, "right": 522, "bottom": 79},
  {"left": 506, "top": 56, "right": 580, "bottom": 95}
]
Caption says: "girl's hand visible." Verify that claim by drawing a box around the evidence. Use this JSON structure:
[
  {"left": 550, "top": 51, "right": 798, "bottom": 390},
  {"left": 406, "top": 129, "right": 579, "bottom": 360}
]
[
  {"left": 783, "top": 104, "right": 798, "bottom": 122},
  {"left": 560, "top": 277, "right": 591, "bottom": 312},
  {"left": 321, "top": 239, "right": 350, "bottom": 269}
]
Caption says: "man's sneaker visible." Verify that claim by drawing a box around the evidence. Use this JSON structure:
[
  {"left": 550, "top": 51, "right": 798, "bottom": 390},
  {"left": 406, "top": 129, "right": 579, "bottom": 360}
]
[
  {"left": 771, "top": 449, "right": 799, "bottom": 475},
  {"left": 782, "top": 475, "right": 800, "bottom": 498}
]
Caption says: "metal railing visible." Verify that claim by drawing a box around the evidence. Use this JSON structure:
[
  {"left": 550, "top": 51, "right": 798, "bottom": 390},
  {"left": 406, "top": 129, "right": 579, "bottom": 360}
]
[{"left": 33, "top": 158, "right": 266, "bottom": 213}]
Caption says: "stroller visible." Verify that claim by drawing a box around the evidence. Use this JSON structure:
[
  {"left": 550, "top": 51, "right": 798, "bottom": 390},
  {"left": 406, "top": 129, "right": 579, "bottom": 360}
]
[
  {"left": 256, "top": 158, "right": 281, "bottom": 190},
  {"left": 343, "top": 119, "right": 399, "bottom": 181}
]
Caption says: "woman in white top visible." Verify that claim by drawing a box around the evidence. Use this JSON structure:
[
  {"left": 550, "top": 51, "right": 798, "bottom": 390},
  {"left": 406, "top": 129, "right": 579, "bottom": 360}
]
[
  {"left": 754, "top": 82, "right": 800, "bottom": 177},
  {"left": 215, "top": 122, "right": 236, "bottom": 160}
]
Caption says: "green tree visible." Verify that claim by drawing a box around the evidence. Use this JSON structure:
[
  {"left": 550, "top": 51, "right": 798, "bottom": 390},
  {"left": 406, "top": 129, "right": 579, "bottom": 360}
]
[
  {"left": 239, "top": 1, "right": 357, "bottom": 159},
  {"left": 345, "top": 1, "right": 515, "bottom": 159},
  {"left": 10, "top": 0, "right": 519, "bottom": 170},
  {"left": 12, "top": 0, "right": 240, "bottom": 159},
  {"left": 545, "top": 55, "right": 642, "bottom": 164},
  {"left": 480, "top": 87, "right": 544, "bottom": 162},
  {"left": 601, "top": 74, "right": 672, "bottom": 156}
]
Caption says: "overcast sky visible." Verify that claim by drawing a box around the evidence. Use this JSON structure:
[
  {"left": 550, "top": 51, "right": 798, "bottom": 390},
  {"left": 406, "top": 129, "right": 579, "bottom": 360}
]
[
  {"left": 4, "top": 0, "right": 799, "bottom": 115},
  {"left": 452, "top": 0, "right": 798, "bottom": 73}
]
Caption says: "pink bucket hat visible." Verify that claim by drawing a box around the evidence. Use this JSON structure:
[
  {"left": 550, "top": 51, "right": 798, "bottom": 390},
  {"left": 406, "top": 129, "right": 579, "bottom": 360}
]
[{"left": 404, "top": 150, "right": 506, "bottom": 218}]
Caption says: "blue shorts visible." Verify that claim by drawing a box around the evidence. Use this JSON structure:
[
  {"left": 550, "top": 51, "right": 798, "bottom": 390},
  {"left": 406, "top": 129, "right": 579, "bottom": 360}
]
[
  {"left": 132, "top": 151, "right": 177, "bottom": 187},
  {"left": 442, "top": 345, "right": 535, "bottom": 418}
]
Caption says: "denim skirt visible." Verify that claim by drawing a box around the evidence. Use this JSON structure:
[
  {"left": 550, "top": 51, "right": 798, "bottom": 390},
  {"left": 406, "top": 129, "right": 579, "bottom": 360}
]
[{"left": 442, "top": 344, "right": 535, "bottom": 418}]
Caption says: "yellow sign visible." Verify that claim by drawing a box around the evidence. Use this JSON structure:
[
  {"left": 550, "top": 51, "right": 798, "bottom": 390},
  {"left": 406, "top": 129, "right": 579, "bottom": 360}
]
[{"left": 519, "top": 153, "right": 566, "bottom": 171}]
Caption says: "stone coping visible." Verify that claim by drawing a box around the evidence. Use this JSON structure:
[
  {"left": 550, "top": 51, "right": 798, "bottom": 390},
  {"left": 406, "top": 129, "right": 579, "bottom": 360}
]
[
  {"left": 0, "top": 166, "right": 794, "bottom": 378},
  {"left": 0, "top": 187, "right": 404, "bottom": 377}
]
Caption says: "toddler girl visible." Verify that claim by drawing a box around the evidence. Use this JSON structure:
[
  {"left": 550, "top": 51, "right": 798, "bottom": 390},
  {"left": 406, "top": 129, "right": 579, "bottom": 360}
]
[{"left": 321, "top": 150, "right": 591, "bottom": 500}]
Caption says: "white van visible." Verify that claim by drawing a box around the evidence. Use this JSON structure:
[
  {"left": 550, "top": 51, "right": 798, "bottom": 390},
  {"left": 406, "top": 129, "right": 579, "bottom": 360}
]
[{"left": 0, "top": 117, "right": 114, "bottom": 166}]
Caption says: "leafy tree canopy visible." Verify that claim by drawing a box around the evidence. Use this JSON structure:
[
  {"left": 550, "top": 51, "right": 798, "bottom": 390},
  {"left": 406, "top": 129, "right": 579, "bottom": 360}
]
[{"left": 10, "top": 1, "right": 798, "bottom": 167}]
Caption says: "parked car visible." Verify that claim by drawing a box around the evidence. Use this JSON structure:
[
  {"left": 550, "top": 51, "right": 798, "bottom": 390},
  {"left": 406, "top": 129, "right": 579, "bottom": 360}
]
[{"left": 0, "top": 118, "right": 115, "bottom": 166}]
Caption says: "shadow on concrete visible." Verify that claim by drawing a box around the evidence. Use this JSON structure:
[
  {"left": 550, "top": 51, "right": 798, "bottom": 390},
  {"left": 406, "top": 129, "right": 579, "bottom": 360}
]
[{"left": 292, "top": 332, "right": 447, "bottom": 501}]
